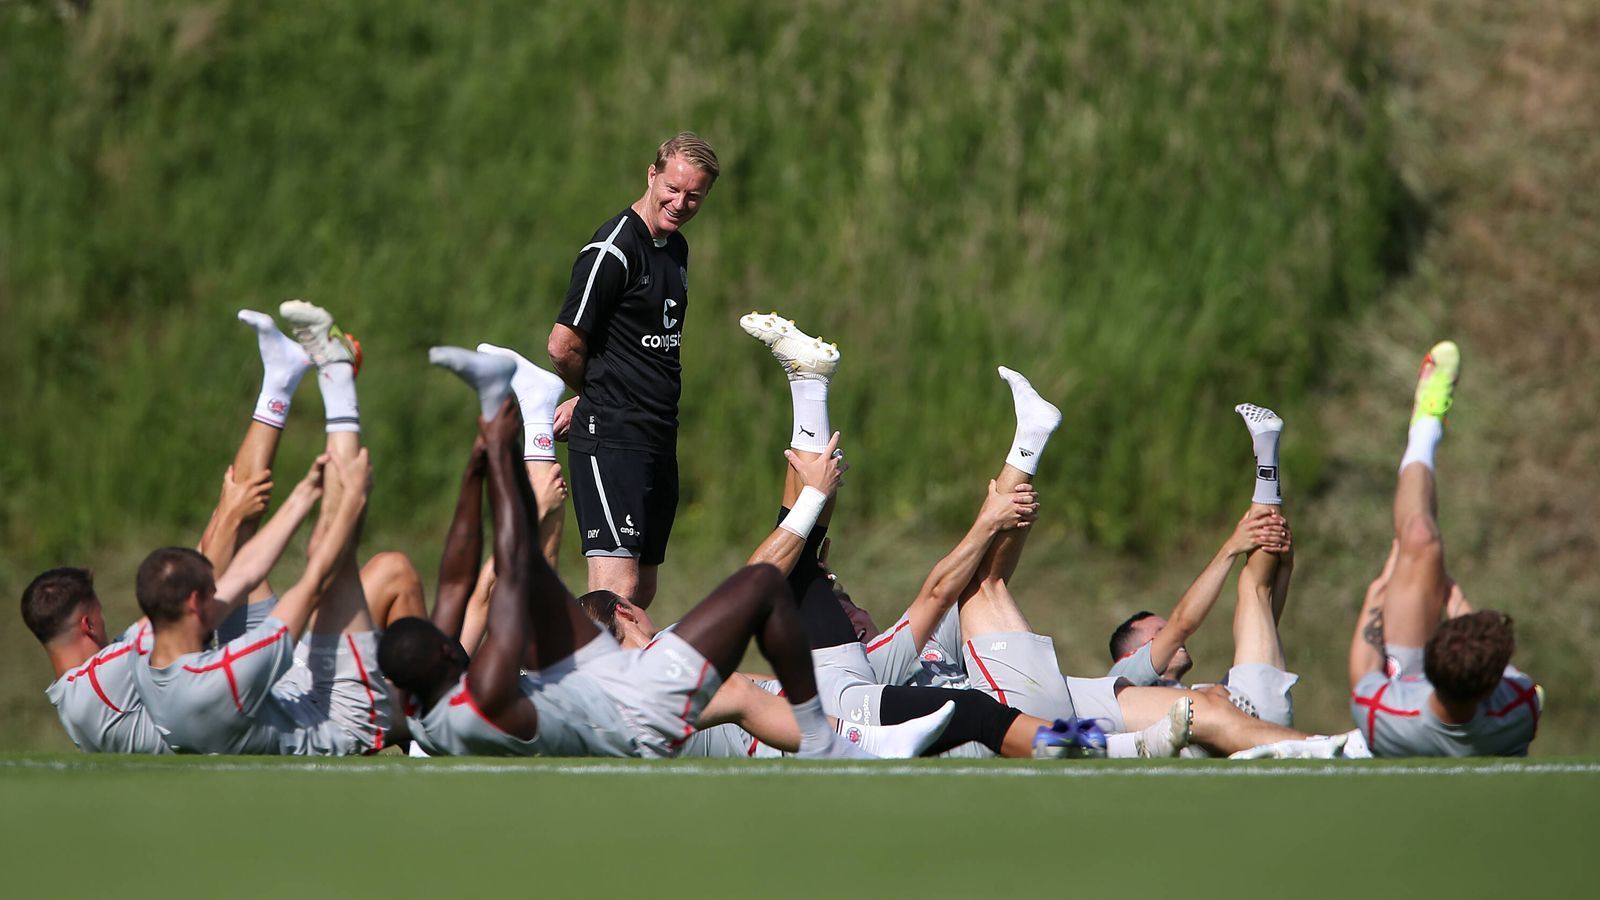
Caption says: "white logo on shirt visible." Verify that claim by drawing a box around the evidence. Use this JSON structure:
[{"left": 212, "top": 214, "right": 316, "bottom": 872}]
[{"left": 663, "top": 297, "right": 679, "bottom": 330}]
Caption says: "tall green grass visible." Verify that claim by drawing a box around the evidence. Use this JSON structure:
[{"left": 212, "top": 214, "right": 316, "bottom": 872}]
[{"left": 0, "top": 0, "right": 1407, "bottom": 579}]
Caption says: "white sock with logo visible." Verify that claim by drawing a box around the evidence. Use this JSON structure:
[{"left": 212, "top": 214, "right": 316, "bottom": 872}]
[
  {"left": 238, "top": 310, "right": 311, "bottom": 429},
  {"left": 429, "top": 347, "right": 514, "bottom": 421},
  {"left": 1399, "top": 417, "right": 1443, "bottom": 473},
  {"left": 477, "top": 342, "right": 566, "bottom": 460},
  {"left": 789, "top": 378, "right": 831, "bottom": 453},
  {"left": 999, "top": 366, "right": 1061, "bottom": 475},
  {"left": 845, "top": 701, "right": 952, "bottom": 758},
  {"left": 1235, "top": 404, "right": 1285, "bottom": 505}
]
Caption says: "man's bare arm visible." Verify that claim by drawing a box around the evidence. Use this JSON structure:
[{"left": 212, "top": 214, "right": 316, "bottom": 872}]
[
  {"left": 745, "top": 433, "right": 846, "bottom": 574},
  {"left": 1349, "top": 541, "right": 1398, "bottom": 689},
  {"left": 1148, "top": 508, "right": 1283, "bottom": 673},
  {"left": 546, "top": 324, "right": 588, "bottom": 395},
  {"left": 902, "top": 480, "right": 1036, "bottom": 650},
  {"left": 200, "top": 466, "right": 274, "bottom": 578},
  {"left": 432, "top": 435, "right": 488, "bottom": 641},
  {"left": 212, "top": 456, "right": 326, "bottom": 612}
]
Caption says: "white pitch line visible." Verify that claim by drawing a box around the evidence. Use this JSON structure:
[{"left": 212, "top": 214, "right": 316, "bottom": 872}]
[{"left": 3, "top": 758, "right": 1598, "bottom": 778}]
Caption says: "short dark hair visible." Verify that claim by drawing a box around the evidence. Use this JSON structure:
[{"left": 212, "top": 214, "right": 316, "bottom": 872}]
[
  {"left": 135, "top": 547, "right": 214, "bottom": 625},
  {"left": 1425, "top": 611, "right": 1516, "bottom": 704},
  {"left": 377, "top": 617, "right": 461, "bottom": 697},
  {"left": 1109, "top": 611, "right": 1158, "bottom": 662},
  {"left": 577, "top": 590, "right": 623, "bottom": 640},
  {"left": 21, "top": 567, "right": 97, "bottom": 644}
]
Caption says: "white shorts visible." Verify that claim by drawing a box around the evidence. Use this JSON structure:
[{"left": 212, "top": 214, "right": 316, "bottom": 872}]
[
  {"left": 584, "top": 632, "right": 723, "bottom": 759},
  {"left": 1224, "top": 663, "right": 1299, "bottom": 727},
  {"left": 270, "top": 631, "right": 390, "bottom": 756}
]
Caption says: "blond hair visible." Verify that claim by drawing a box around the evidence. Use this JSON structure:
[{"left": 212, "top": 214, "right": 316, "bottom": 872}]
[{"left": 654, "top": 132, "right": 720, "bottom": 181}]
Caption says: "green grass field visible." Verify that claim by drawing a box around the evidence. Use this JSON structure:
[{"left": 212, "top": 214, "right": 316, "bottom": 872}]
[{"left": 5, "top": 753, "right": 1597, "bottom": 898}]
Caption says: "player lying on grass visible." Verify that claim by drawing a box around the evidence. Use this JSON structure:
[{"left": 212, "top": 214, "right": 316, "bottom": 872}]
[
  {"left": 21, "top": 305, "right": 411, "bottom": 754},
  {"left": 217, "top": 308, "right": 428, "bottom": 645},
  {"left": 572, "top": 436, "right": 952, "bottom": 759},
  {"left": 573, "top": 431, "right": 985, "bottom": 759},
  {"left": 770, "top": 347, "right": 1343, "bottom": 758},
  {"left": 1346, "top": 341, "right": 1540, "bottom": 756},
  {"left": 383, "top": 353, "right": 942, "bottom": 759},
  {"left": 24, "top": 566, "right": 169, "bottom": 755},
  {"left": 1105, "top": 404, "right": 1299, "bottom": 730},
  {"left": 134, "top": 301, "right": 391, "bottom": 755},
  {"left": 732, "top": 313, "right": 1196, "bottom": 759},
  {"left": 399, "top": 348, "right": 948, "bottom": 758},
  {"left": 951, "top": 364, "right": 1370, "bottom": 758}
]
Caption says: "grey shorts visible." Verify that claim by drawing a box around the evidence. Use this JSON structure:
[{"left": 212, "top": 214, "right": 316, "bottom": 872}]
[
  {"left": 534, "top": 630, "right": 623, "bottom": 680},
  {"left": 959, "top": 631, "right": 1118, "bottom": 731},
  {"left": 1224, "top": 663, "right": 1299, "bottom": 727},
  {"left": 1065, "top": 675, "right": 1126, "bottom": 733},
  {"left": 584, "top": 632, "right": 723, "bottom": 759},
  {"left": 270, "top": 631, "right": 391, "bottom": 756}
]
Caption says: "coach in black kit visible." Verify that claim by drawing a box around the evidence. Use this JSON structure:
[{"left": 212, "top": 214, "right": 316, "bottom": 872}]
[{"left": 547, "top": 133, "right": 719, "bottom": 608}]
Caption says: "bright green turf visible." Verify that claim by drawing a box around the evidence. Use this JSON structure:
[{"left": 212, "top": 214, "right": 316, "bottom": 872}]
[{"left": 4, "top": 755, "right": 1596, "bottom": 899}]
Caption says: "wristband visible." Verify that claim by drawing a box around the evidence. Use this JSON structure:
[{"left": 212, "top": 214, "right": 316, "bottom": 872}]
[{"left": 779, "top": 486, "right": 828, "bottom": 538}]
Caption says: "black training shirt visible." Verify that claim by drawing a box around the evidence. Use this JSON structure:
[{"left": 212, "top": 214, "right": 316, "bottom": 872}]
[{"left": 557, "top": 207, "right": 688, "bottom": 453}]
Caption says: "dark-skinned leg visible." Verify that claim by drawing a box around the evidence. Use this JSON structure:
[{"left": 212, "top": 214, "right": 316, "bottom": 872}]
[{"left": 673, "top": 565, "right": 818, "bottom": 702}]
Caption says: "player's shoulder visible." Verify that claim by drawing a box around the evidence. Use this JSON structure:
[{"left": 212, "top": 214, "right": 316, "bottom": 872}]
[
  {"left": 1500, "top": 665, "right": 1536, "bottom": 688},
  {"left": 1351, "top": 668, "right": 1405, "bottom": 699},
  {"left": 222, "top": 616, "right": 292, "bottom": 654},
  {"left": 585, "top": 208, "right": 646, "bottom": 248}
]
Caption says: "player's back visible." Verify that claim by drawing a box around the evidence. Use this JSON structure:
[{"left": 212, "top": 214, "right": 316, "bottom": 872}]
[
  {"left": 134, "top": 618, "right": 297, "bottom": 754},
  {"left": 45, "top": 623, "right": 171, "bottom": 754},
  {"left": 1351, "top": 667, "right": 1540, "bottom": 757}
]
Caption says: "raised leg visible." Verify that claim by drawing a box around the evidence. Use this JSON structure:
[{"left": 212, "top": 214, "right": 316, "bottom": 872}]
[{"left": 360, "top": 551, "right": 426, "bottom": 631}]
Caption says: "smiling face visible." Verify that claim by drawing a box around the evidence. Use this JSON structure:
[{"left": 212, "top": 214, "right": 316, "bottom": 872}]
[
  {"left": 635, "top": 155, "right": 714, "bottom": 238},
  {"left": 835, "top": 588, "right": 881, "bottom": 645}
]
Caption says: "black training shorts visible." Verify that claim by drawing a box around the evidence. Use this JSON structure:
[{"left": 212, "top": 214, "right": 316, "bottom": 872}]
[{"left": 568, "top": 446, "right": 679, "bottom": 567}]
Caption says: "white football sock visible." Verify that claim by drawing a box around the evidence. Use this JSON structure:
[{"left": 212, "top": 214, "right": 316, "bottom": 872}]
[
  {"left": 794, "top": 696, "right": 870, "bottom": 759},
  {"left": 789, "top": 378, "right": 831, "bottom": 453},
  {"left": 998, "top": 366, "right": 1061, "bottom": 475},
  {"left": 476, "top": 342, "right": 566, "bottom": 460},
  {"left": 1399, "top": 417, "right": 1443, "bottom": 473},
  {"left": 317, "top": 362, "right": 361, "bottom": 433},
  {"left": 1236, "top": 404, "right": 1285, "bottom": 505},
  {"left": 429, "top": 347, "right": 514, "bottom": 421},
  {"left": 238, "top": 310, "right": 311, "bottom": 429},
  {"left": 1106, "top": 732, "right": 1140, "bottom": 759},
  {"left": 844, "top": 701, "right": 952, "bottom": 758}
]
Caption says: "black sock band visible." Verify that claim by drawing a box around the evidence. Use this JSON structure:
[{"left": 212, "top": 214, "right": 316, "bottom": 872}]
[{"left": 879, "top": 686, "right": 1022, "bottom": 756}]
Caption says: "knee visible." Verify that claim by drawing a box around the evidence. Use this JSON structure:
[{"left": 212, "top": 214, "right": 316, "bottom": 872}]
[
  {"left": 1187, "top": 691, "right": 1232, "bottom": 738},
  {"left": 364, "top": 551, "right": 419, "bottom": 590},
  {"left": 1396, "top": 514, "right": 1442, "bottom": 559},
  {"left": 740, "top": 563, "right": 788, "bottom": 597},
  {"left": 589, "top": 561, "right": 641, "bottom": 598}
]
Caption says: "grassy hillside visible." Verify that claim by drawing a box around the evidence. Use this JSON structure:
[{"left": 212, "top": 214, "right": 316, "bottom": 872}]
[
  {"left": 0, "top": 0, "right": 1404, "bottom": 568},
  {"left": 6, "top": 0, "right": 1592, "bottom": 753}
]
